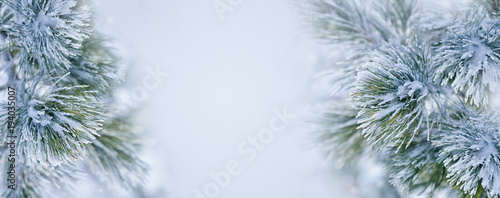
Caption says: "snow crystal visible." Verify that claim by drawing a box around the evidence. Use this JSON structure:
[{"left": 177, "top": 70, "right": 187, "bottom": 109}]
[
  {"left": 396, "top": 80, "right": 428, "bottom": 101},
  {"left": 474, "top": 134, "right": 499, "bottom": 165},
  {"left": 32, "top": 10, "right": 60, "bottom": 33},
  {"left": 468, "top": 37, "right": 493, "bottom": 74},
  {"left": 27, "top": 100, "right": 52, "bottom": 126}
]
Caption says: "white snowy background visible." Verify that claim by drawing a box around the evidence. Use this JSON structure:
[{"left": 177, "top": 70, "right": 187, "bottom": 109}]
[
  {"left": 74, "top": 0, "right": 474, "bottom": 198},
  {"left": 85, "top": 1, "right": 348, "bottom": 198}
]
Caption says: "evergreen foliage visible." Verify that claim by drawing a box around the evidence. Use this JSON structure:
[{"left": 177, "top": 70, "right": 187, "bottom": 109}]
[
  {"left": 305, "top": 0, "right": 500, "bottom": 197},
  {"left": 0, "top": 0, "right": 148, "bottom": 197}
]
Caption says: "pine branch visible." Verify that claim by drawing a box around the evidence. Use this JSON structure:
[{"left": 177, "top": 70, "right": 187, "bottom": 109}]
[
  {"left": 375, "top": 0, "right": 420, "bottom": 44},
  {"left": 351, "top": 41, "right": 438, "bottom": 150},
  {"left": 385, "top": 132, "right": 448, "bottom": 197},
  {"left": 314, "top": 103, "right": 367, "bottom": 167},
  {"left": 434, "top": 10, "right": 500, "bottom": 107},
  {"left": 435, "top": 107, "right": 500, "bottom": 197},
  {"left": 84, "top": 115, "right": 148, "bottom": 190},
  {"left": 5, "top": 0, "right": 92, "bottom": 78},
  {"left": 0, "top": 0, "right": 148, "bottom": 197},
  {"left": 11, "top": 78, "right": 103, "bottom": 167},
  {"left": 306, "top": 0, "right": 500, "bottom": 197},
  {"left": 0, "top": 144, "right": 84, "bottom": 198},
  {"left": 307, "top": 0, "right": 391, "bottom": 47},
  {"left": 66, "top": 33, "right": 123, "bottom": 99}
]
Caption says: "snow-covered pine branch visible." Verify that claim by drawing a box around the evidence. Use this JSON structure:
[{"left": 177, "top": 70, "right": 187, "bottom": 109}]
[
  {"left": 351, "top": 42, "right": 438, "bottom": 150},
  {"left": 434, "top": 10, "right": 500, "bottom": 107},
  {"left": 304, "top": 0, "right": 500, "bottom": 197},
  {"left": 8, "top": 0, "right": 92, "bottom": 77},
  {"left": 0, "top": 0, "right": 148, "bottom": 197},
  {"left": 435, "top": 106, "right": 500, "bottom": 197},
  {"left": 313, "top": 103, "right": 365, "bottom": 168}
]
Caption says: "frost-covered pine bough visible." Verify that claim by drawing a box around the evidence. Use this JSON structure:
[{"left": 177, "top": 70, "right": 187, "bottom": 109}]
[
  {"left": 304, "top": 0, "right": 500, "bottom": 197},
  {"left": 0, "top": 0, "right": 147, "bottom": 197}
]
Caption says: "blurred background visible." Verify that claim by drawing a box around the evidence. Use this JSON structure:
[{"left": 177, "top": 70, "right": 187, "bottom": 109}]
[
  {"left": 84, "top": 0, "right": 350, "bottom": 198},
  {"left": 72, "top": 0, "right": 464, "bottom": 198}
]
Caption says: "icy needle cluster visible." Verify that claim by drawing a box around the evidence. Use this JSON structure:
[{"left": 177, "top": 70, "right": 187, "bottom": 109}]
[
  {"left": 351, "top": 43, "right": 434, "bottom": 150},
  {"left": 435, "top": 12, "right": 500, "bottom": 106},
  {"left": 16, "top": 80, "right": 102, "bottom": 167},
  {"left": 8, "top": 0, "right": 91, "bottom": 76},
  {"left": 386, "top": 133, "right": 447, "bottom": 196},
  {"left": 436, "top": 111, "right": 500, "bottom": 197}
]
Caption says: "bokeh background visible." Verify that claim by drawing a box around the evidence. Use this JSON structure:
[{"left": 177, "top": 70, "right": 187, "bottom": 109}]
[{"left": 74, "top": 0, "right": 468, "bottom": 197}]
